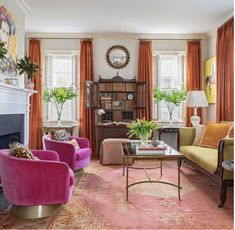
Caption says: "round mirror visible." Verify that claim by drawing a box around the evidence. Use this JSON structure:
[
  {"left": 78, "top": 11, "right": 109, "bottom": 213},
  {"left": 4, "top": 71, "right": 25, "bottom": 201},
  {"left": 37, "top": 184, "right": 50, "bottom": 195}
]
[{"left": 106, "top": 45, "right": 130, "bottom": 69}]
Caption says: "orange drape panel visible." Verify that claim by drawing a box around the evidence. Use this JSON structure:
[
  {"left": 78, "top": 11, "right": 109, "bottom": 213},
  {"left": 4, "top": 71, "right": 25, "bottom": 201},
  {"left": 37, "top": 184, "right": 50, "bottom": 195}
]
[
  {"left": 79, "top": 40, "right": 95, "bottom": 154},
  {"left": 29, "top": 39, "right": 43, "bottom": 149},
  {"left": 216, "top": 17, "right": 234, "bottom": 122},
  {"left": 137, "top": 40, "right": 153, "bottom": 120},
  {"left": 186, "top": 40, "right": 202, "bottom": 127}
]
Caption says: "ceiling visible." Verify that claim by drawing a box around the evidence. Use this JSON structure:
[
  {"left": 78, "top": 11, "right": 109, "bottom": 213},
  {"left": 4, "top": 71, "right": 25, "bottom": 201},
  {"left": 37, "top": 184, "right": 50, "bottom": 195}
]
[{"left": 23, "top": 0, "right": 233, "bottom": 34}]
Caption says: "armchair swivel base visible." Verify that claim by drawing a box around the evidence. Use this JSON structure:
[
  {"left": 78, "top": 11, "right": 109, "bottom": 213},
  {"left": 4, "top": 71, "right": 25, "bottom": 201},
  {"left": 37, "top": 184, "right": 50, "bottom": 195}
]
[{"left": 11, "top": 204, "right": 62, "bottom": 219}]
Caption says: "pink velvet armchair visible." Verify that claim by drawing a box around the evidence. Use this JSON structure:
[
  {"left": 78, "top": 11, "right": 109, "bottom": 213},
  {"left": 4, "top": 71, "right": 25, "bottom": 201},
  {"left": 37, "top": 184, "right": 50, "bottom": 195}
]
[
  {"left": 43, "top": 135, "right": 91, "bottom": 171},
  {"left": 0, "top": 149, "right": 75, "bottom": 219}
]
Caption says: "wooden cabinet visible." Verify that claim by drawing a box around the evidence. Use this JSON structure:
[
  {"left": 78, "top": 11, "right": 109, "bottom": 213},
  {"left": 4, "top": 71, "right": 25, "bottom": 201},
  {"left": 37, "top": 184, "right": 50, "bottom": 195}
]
[
  {"left": 86, "top": 74, "right": 147, "bottom": 122},
  {"left": 85, "top": 74, "right": 148, "bottom": 156}
]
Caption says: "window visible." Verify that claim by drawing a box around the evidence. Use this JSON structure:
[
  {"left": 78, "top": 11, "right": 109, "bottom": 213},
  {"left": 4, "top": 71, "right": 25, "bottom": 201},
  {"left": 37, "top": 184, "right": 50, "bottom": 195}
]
[
  {"left": 43, "top": 51, "right": 79, "bottom": 122},
  {"left": 152, "top": 52, "right": 186, "bottom": 122}
]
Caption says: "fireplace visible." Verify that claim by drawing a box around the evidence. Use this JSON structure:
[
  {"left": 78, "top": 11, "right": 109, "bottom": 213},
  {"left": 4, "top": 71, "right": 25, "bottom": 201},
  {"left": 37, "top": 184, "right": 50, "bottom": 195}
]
[
  {"left": 0, "top": 83, "right": 36, "bottom": 146},
  {"left": 0, "top": 114, "right": 24, "bottom": 148}
]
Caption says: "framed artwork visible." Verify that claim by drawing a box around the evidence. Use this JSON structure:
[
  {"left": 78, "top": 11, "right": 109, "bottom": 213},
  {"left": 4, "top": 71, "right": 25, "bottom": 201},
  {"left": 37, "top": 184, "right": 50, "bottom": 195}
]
[
  {"left": 204, "top": 56, "right": 216, "bottom": 104},
  {"left": 112, "top": 100, "right": 124, "bottom": 109},
  {"left": 0, "top": 4, "right": 18, "bottom": 77}
]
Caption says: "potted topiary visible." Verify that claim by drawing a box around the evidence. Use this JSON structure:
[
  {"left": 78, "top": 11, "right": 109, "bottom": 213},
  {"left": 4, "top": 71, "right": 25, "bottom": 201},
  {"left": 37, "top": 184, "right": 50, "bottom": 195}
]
[
  {"left": 153, "top": 88, "right": 187, "bottom": 125},
  {"left": 0, "top": 40, "right": 8, "bottom": 72},
  {"left": 17, "top": 56, "right": 39, "bottom": 90},
  {"left": 42, "top": 87, "right": 78, "bottom": 125},
  {"left": 128, "top": 118, "right": 159, "bottom": 146}
]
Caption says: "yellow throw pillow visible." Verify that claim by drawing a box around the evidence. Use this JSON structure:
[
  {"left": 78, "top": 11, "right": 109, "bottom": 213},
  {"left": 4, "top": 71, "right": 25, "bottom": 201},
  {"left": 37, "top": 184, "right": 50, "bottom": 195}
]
[
  {"left": 198, "top": 122, "right": 232, "bottom": 149},
  {"left": 66, "top": 139, "right": 80, "bottom": 150},
  {"left": 226, "top": 125, "right": 234, "bottom": 138}
]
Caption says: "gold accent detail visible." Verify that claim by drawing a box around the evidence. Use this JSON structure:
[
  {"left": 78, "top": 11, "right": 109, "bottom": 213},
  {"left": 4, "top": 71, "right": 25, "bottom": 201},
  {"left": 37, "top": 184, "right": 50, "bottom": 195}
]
[{"left": 11, "top": 204, "right": 62, "bottom": 219}]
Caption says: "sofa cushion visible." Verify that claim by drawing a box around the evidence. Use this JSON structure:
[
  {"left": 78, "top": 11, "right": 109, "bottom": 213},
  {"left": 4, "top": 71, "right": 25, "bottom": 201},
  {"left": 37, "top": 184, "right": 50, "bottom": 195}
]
[
  {"left": 193, "top": 124, "right": 205, "bottom": 146},
  {"left": 50, "top": 129, "right": 69, "bottom": 141},
  {"left": 180, "top": 146, "right": 218, "bottom": 173},
  {"left": 9, "top": 142, "right": 36, "bottom": 160},
  {"left": 198, "top": 122, "right": 231, "bottom": 149},
  {"left": 75, "top": 148, "right": 91, "bottom": 161},
  {"left": 66, "top": 138, "right": 80, "bottom": 150}
]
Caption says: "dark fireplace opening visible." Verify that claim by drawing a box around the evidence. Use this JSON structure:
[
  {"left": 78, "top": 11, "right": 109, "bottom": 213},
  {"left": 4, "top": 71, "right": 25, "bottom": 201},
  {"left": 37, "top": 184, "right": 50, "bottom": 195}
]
[
  {"left": 0, "top": 114, "right": 24, "bottom": 149},
  {"left": 0, "top": 132, "right": 20, "bottom": 149}
]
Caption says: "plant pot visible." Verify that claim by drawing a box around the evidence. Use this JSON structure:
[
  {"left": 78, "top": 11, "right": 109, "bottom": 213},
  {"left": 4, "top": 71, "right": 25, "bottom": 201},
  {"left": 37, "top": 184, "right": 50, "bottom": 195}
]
[{"left": 25, "top": 80, "right": 34, "bottom": 90}]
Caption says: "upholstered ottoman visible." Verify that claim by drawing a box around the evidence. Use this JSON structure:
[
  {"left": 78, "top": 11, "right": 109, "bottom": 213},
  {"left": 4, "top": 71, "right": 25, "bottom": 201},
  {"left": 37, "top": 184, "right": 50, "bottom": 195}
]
[{"left": 99, "top": 138, "right": 131, "bottom": 165}]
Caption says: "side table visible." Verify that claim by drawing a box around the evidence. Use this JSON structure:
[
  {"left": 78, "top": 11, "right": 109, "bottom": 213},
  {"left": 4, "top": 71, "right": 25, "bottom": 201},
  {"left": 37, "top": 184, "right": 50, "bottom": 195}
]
[
  {"left": 222, "top": 160, "right": 234, "bottom": 171},
  {"left": 43, "top": 124, "right": 76, "bottom": 136}
]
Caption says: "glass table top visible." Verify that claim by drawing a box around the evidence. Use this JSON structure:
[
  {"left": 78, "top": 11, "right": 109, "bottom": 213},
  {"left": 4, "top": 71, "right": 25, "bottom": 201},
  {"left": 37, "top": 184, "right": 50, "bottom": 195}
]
[{"left": 122, "top": 142, "right": 182, "bottom": 158}]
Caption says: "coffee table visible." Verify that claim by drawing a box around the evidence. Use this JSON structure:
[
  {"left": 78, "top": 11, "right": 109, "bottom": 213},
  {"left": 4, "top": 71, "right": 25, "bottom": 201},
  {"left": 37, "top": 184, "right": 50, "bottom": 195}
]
[{"left": 122, "top": 142, "right": 183, "bottom": 201}]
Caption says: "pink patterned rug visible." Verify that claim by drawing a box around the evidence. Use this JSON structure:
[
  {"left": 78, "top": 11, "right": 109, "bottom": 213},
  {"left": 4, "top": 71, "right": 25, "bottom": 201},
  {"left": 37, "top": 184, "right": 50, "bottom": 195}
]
[{"left": 0, "top": 160, "right": 233, "bottom": 229}]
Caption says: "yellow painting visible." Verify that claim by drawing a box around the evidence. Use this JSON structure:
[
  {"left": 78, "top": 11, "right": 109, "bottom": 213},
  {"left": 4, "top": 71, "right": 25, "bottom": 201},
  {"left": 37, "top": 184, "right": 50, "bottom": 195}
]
[
  {"left": 0, "top": 4, "right": 17, "bottom": 76},
  {"left": 204, "top": 56, "right": 216, "bottom": 104}
]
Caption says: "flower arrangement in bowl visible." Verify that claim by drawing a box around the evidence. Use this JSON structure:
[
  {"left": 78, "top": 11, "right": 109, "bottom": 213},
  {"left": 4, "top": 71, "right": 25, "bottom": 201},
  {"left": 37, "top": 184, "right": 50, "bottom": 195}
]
[
  {"left": 43, "top": 87, "right": 78, "bottom": 125},
  {"left": 17, "top": 56, "right": 39, "bottom": 90},
  {"left": 153, "top": 88, "right": 187, "bottom": 125},
  {"left": 128, "top": 118, "right": 159, "bottom": 146}
]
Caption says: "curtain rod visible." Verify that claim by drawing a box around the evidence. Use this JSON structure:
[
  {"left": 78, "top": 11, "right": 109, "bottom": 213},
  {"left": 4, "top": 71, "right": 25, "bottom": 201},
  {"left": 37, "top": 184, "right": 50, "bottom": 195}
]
[
  {"left": 138, "top": 38, "right": 201, "bottom": 41},
  {"left": 217, "top": 16, "right": 234, "bottom": 30},
  {"left": 27, "top": 37, "right": 93, "bottom": 40}
]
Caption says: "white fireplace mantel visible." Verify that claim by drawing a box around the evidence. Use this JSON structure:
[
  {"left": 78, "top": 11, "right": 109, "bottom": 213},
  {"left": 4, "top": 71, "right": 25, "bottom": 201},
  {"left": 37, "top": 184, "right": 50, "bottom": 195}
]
[{"left": 0, "top": 83, "right": 37, "bottom": 145}]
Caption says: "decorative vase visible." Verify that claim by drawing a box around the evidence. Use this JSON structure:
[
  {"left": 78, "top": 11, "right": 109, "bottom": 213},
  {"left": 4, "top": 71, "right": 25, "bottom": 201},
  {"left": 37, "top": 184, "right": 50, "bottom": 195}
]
[
  {"left": 140, "top": 134, "right": 149, "bottom": 147},
  {"left": 25, "top": 80, "right": 34, "bottom": 90}
]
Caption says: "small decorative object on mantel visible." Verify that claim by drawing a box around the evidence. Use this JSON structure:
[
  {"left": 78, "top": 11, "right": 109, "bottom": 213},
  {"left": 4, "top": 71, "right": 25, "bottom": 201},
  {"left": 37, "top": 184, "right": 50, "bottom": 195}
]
[
  {"left": 43, "top": 87, "right": 78, "bottom": 125},
  {"left": 128, "top": 118, "right": 159, "bottom": 146},
  {"left": 153, "top": 88, "right": 187, "bottom": 126},
  {"left": 17, "top": 56, "right": 39, "bottom": 90},
  {"left": 106, "top": 45, "right": 130, "bottom": 69}
]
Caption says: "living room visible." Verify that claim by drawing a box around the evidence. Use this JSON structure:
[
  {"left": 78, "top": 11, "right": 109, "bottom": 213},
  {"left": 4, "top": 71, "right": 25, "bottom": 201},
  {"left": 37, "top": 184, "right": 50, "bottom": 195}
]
[{"left": 0, "top": 0, "right": 233, "bottom": 229}]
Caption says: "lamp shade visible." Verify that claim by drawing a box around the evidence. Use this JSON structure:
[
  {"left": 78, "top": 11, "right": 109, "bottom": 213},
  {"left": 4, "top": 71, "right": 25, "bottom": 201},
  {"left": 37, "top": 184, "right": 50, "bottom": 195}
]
[{"left": 185, "top": 91, "right": 208, "bottom": 108}]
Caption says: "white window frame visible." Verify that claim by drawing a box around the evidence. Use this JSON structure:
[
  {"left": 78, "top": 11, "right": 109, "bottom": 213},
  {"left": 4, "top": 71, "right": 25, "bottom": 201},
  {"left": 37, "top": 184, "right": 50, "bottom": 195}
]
[
  {"left": 152, "top": 51, "right": 186, "bottom": 123},
  {"left": 42, "top": 50, "right": 80, "bottom": 123}
]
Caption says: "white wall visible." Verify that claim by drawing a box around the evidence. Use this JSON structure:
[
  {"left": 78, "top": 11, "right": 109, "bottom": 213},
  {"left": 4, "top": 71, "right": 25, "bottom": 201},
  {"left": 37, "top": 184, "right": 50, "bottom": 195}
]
[
  {"left": 0, "top": 0, "right": 25, "bottom": 87},
  {"left": 206, "top": 29, "right": 217, "bottom": 121}
]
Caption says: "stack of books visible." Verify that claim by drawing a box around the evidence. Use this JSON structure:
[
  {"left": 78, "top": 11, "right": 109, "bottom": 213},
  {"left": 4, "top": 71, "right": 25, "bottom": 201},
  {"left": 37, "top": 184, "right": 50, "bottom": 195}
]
[{"left": 136, "top": 145, "right": 166, "bottom": 155}]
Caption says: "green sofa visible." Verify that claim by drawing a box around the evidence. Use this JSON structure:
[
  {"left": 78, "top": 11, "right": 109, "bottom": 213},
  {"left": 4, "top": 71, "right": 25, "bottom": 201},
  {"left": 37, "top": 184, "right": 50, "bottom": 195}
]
[{"left": 179, "top": 127, "right": 233, "bottom": 207}]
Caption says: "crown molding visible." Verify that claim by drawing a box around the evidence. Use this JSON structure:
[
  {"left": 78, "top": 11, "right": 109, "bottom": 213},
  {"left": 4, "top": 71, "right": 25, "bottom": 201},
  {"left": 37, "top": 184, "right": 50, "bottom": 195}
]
[{"left": 15, "top": 0, "right": 31, "bottom": 14}]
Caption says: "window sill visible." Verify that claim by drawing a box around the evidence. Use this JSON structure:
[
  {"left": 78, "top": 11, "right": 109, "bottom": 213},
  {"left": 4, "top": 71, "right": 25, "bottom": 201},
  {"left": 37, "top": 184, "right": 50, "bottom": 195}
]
[{"left": 43, "top": 121, "right": 79, "bottom": 126}]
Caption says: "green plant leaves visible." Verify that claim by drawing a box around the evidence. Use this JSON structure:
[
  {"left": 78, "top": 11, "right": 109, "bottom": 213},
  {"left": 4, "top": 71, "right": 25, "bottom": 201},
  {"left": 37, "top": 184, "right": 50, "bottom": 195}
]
[
  {"left": 153, "top": 88, "right": 187, "bottom": 106},
  {"left": 127, "top": 118, "right": 159, "bottom": 140},
  {"left": 0, "top": 41, "right": 7, "bottom": 60},
  {"left": 17, "top": 56, "right": 39, "bottom": 80},
  {"left": 42, "top": 87, "right": 78, "bottom": 105}
]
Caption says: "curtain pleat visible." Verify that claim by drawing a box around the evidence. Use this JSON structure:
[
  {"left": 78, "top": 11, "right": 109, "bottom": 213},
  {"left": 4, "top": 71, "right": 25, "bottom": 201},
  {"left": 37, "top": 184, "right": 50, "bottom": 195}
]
[
  {"left": 29, "top": 39, "right": 43, "bottom": 149},
  {"left": 137, "top": 40, "right": 153, "bottom": 120},
  {"left": 79, "top": 40, "right": 95, "bottom": 154},
  {"left": 216, "top": 17, "right": 234, "bottom": 122},
  {"left": 186, "top": 40, "right": 202, "bottom": 127}
]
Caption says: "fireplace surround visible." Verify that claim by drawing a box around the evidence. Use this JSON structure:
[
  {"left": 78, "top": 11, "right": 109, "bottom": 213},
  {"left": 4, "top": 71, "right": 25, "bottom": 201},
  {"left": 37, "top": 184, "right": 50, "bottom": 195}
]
[{"left": 0, "top": 83, "right": 36, "bottom": 146}]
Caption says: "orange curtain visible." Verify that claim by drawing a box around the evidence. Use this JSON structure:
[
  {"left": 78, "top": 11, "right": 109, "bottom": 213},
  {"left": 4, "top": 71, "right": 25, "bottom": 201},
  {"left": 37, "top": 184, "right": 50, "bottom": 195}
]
[
  {"left": 216, "top": 17, "right": 234, "bottom": 122},
  {"left": 137, "top": 40, "right": 153, "bottom": 120},
  {"left": 79, "top": 40, "right": 95, "bottom": 154},
  {"left": 186, "top": 40, "right": 202, "bottom": 127},
  {"left": 29, "top": 39, "right": 43, "bottom": 149}
]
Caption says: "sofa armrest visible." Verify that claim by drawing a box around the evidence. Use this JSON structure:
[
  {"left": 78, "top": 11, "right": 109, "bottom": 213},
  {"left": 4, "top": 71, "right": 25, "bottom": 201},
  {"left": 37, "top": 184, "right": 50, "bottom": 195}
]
[
  {"left": 32, "top": 150, "right": 59, "bottom": 161},
  {"left": 179, "top": 127, "right": 196, "bottom": 147},
  {"left": 215, "top": 138, "right": 234, "bottom": 177}
]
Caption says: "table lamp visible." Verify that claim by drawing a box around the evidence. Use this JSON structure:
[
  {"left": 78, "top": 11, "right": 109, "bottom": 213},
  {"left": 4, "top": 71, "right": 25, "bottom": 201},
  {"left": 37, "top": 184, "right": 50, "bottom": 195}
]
[{"left": 185, "top": 91, "right": 208, "bottom": 126}]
